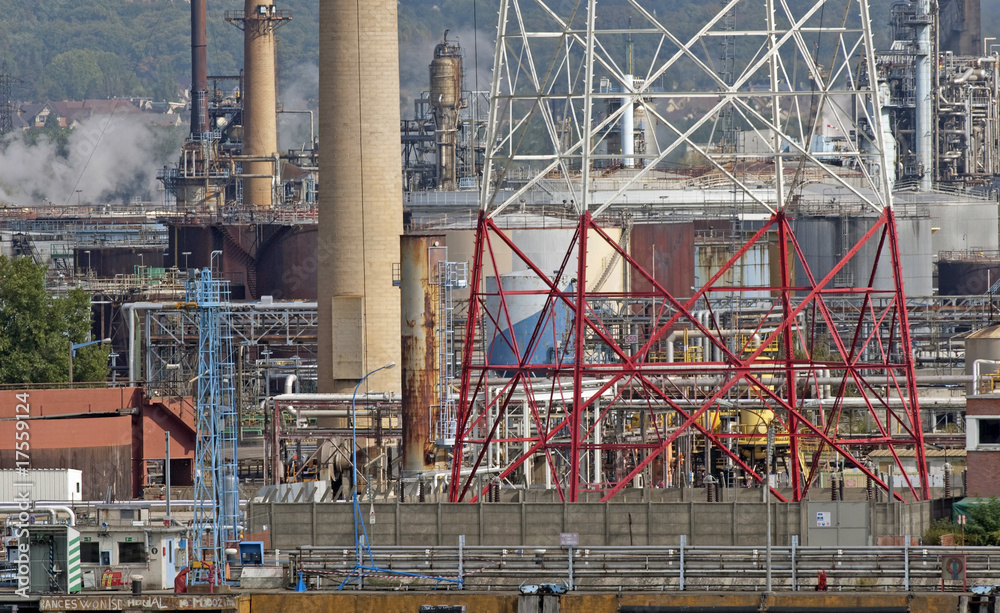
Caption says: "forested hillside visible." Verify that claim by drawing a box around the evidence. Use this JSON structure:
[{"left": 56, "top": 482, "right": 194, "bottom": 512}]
[
  {"left": 0, "top": 0, "right": 318, "bottom": 102},
  {"left": 0, "top": 0, "right": 994, "bottom": 105}
]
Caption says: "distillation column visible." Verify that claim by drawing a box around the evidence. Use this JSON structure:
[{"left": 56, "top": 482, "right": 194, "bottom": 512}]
[
  {"left": 318, "top": 0, "right": 403, "bottom": 394},
  {"left": 622, "top": 74, "right": 634, "bottom": 167},
  {"left": 915, "top": 0, "right": 933, "bottom": 190},
  {"left": 430, "top": 34, "right": 464, "bottom": 190}
]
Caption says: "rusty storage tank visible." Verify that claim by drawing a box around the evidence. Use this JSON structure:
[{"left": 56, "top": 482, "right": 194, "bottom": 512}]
[
  {"left": 169, "top": 223, "right": 318, "bottom": 300},
  {"left": 631, "top": 222, "right": 695, "bottom": 298},
  {"left": 74, "top": 247, "right": 165, "bottom": 279}
]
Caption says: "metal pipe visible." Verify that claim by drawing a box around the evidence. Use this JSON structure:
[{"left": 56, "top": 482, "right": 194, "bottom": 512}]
[
  {"left": 165, "top": 431, "right": 172, "bottom": 520},
  {"left": 972, "top": 359, "right": 1000, "bottom": 394},
  {"left": 283, "top": 374, "right": 299, "bottom": 395},
  {"left": 277, "top": 109, "right": 315, "bottom": 146},
  {"left": 288, "top": 408, "right": 382, "bottom": 418},
  {"left": 0, "top": 504, "right": 76, "bottom": 526},
  {"left": 121, "top": 302, "right": 167, "bottom": 384},
  {"left": 273, "top": 393, "right": 395, "bottom": 403},
  {"left": 665, "top": 328, "right": 762, "bottom": 362},
  {"left": 622, "top": 74, "right": 634, "bottom": 167}
]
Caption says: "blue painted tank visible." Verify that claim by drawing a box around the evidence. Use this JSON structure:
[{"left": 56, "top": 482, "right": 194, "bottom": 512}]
[{"left": 485, "top": 272, "right": 575, "bottom": 373}]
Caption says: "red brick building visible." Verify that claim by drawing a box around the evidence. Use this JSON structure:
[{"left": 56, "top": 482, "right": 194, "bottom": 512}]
[{"left": 965, "top": 395, "right": 1000, "bottom": 497}]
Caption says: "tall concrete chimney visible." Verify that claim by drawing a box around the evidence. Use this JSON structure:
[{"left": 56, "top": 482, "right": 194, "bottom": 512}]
[
  {"left": 231, "top": 1, "right": 287, "bottom": 208},
  {"left": 318, "top": 0, "right": 403, "bottom": 395},
  {"left": 190, "top": 0, "right": 208, "bottom": 136}
]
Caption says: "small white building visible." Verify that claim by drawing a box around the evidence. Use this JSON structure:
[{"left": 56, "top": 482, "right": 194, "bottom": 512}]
[
  {"left": 76, "top": 507, "right": 187, "bottom": 591},
  {"left": 0, "top": 469, "right": 83, "bottom": 503}
]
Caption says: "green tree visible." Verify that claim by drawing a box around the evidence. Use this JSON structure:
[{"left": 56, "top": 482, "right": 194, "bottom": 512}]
[
  {"left": 42, "top": 49, "right": 103, "bottom": 100},
  {"left": 963, "top": 498, "right": 1000, "bottom": 546},
  {"left": 0, "top": 256, "right": 108, "bottom": 384}
]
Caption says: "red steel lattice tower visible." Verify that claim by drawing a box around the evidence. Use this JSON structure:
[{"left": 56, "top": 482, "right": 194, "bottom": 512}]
[{"left": 450, "top": 0, "right": 929, "bottom": 503}]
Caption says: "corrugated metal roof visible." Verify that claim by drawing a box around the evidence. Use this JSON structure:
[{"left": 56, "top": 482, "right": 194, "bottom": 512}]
[{"left": 964, "top": 324, "right": 1000, "bottom": 339}]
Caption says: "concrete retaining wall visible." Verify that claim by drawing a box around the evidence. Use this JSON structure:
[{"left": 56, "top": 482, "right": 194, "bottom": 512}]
[{"left": 247, "top": 499, "right": 944, "bottom": 549}]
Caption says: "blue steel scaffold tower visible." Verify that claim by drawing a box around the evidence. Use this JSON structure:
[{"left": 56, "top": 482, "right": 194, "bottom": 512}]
[{"left": 188, "top": 268, "right": 240, "bottom": 584}]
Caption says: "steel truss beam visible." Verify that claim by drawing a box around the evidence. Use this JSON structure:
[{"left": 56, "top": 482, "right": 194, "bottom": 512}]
[
  {"left": 144, "top": 303, "right": 318, "bottom": 396},
  {"left": 189, "top": 269, "right": 240, "bottom": 584},
  {"left": 451, "top": 0, "right": 927, "bottom": 502}
]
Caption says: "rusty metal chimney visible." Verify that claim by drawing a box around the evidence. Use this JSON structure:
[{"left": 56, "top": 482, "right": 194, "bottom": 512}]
[
  {"left": 400, "top": 235, "right": 445, "bottom": 472},
  {"left": 190, "top": 0, "right": 208, "bottom": 135}
]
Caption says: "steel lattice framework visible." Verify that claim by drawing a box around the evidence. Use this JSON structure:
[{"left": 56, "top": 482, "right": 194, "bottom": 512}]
[
  {"left": 450, "top": 0, "right": 929, "bottom": 503},
  {"left": 189, "top": 269, "right": 240, "bottom": 583}
]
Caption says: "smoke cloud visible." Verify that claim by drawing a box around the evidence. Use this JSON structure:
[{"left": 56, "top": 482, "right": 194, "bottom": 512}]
[
  {"left": 0, "top": 114, "right": 184, "bottom": 207},
  {"left": 278, "top": 63, "right": 319, "bottom": 152}
]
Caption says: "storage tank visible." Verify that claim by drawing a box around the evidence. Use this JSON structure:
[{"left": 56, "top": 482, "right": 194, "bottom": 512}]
[
  {"left": 937, "top": 258, "right": 1000, "bottom": 295},
  {"left": 695, "top": 239, "right": 771, "bottom": 299},
  {"left": 401, "top": 235, "right": 445, "bottom": 472},
  {"left": 630, "top": 222, "right": 695, "bottom": 298},
  {"left": 792, "top": 212, "right": 933, "bottom": 297},
  {"left": 485, "top": 272, "right": 574, "bottom": 373}
]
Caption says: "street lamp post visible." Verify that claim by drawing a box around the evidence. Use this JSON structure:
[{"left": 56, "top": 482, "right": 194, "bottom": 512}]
[
  {"left": 765, "top": 422, "right": 775, "bottom": 592},
  {"left": 84, "top": 250, "right": 92, "bottom": 277},
  {"left": 336, "top": 361, "right": 462, "bottom": 591},
  {"left": 69, "top": 338, "right": 111, "bottom": 384},
  {"left": 341, "top": 361, "right": 395, "bottom": 587}
]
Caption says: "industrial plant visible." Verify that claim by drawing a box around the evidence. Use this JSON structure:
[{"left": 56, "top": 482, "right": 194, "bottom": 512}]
[{"left": 3, "top": 0, "right": 1000, "bottom": 609}]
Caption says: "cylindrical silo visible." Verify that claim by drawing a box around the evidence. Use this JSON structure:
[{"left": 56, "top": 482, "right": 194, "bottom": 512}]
[
  {"left": 242, "top": 0, "right": 281, "bottom": 208},
  {"left": 401, "top": 235, "right": 444, "bottom": 472},
  {"left": 318, "top": 0, "right": 403, "bottom": 395}
]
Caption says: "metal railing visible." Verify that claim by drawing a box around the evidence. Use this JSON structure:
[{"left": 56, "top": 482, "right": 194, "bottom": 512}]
[{"left": 290, "top": 542, "right": 1000, "bottom": 592}]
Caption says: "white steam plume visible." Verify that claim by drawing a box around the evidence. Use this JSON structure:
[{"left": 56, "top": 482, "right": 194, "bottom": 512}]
[
  {"left": 0, "top": 114, "right": 184, "bottom": 207},
  {"left": 278, "top": 63, "right": 319, "bottom": 152}
]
